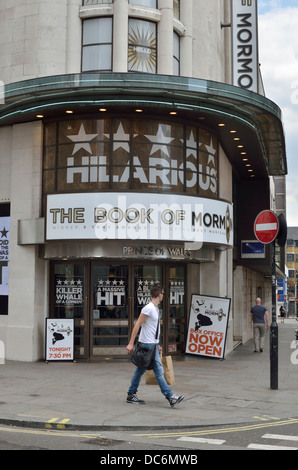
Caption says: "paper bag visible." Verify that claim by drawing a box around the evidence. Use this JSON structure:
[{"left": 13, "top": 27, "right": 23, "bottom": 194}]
[{"left": 145, "top": 354, "right": 175, "bottom": 385}]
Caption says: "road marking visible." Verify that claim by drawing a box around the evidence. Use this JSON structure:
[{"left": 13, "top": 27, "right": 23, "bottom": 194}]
[
  {"left": 45, "top": 418, "right": 70, "bottom": 429},
  {"left": 0, "top": 426, "right": 102, "bottom": 440},
  {"left": 133, "top": 418, "right": 298, "bottom": 439},
  {"left": 248, "top": 443, "right": 298, "bottom": 451},
  {"left": 253, "top": 415, "right": 281, "bottom": 421},
  {"left": 263, "top": 434, "right": 298, "bottom": 442},
  {"left": 177, "top": 437, "right": 225, "bottom": 445}
]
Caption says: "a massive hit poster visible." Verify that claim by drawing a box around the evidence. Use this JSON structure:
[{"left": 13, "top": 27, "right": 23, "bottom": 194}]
[{"left": 186, "top": 294, "right": 231, "bottom": 359}]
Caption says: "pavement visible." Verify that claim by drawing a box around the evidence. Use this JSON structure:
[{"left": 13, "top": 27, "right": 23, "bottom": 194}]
[{"left": 0, "top": 320, "right": 298, "bottom": 431}]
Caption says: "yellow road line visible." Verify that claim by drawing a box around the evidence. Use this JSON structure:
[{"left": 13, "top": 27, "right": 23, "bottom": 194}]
[
  {"left": 133, "top": 418, "right": 298, "bottom": 439},
  {"left": 0, "top": 426, "right": 102, "bottom": 439}
]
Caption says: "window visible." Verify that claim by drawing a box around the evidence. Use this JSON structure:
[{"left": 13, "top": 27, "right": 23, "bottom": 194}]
[
  {"left": 43, "top": 118, "right": 218, "bottom": 201},
  {"left": 82, "top": 17, "right": 113, "bottom": 72},
  {"left": 287, "top": 253, "right": 295, "bottom": 263},
  {"left": 288, "top": 270, "right": 295, "bottom": 279},
  {"left": 173, "top": 0, "right": 180, "bottom": 19},
  {"left": 128, "top": 19, "right": 157, "bottom": 73},
  {"left": 129, "top": 0, "right": 157, "bottom": 8},
  {"left": 173, "top": 32, "right": 180, "bottom": 75}
]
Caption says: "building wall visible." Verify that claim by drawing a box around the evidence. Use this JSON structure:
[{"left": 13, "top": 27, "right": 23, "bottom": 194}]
[
  {"left": 0, "top": 0, "right": 230, "bottom": 85},
  {"left": 0, "top": 0, "right": 278, "bottom": 361}
]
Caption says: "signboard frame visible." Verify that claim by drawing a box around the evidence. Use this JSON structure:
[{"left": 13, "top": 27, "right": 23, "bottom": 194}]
[
  {"left": 45, "top": 318, "right": 74, "bottom": 362},
  {"left": 186, "top": 294, "right": 231, "bottom": 360}
]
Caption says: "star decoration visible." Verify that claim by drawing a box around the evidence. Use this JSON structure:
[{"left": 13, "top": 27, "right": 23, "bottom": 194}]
[
  {"left": 145, "top": 124, "right": 174, "bottom": 157},
  {"left": 67, "top": 124, "right": 99, "bottom": 155},
  {"left": 0, "top": 227, "right": 8, "bottom": 238}
]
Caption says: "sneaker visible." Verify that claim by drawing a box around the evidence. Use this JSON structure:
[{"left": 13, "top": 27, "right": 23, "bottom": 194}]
[
  {"left": 127, "top": 393, "right": 146, "bottom": 405},
  {"left": 167, "top": 394, "right": 184, "bottom": 408}
]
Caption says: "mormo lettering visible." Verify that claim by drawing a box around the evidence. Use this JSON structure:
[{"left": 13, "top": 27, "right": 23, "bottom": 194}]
[
  {"left": 236, "top": 13, "right": 255, "bottom": 89},
  {"left": 232, "top": 0, "right": 258, "bottom": 93}
]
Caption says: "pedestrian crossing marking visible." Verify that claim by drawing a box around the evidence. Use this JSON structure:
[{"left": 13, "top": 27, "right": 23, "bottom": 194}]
[
  {"left": 178, "top": 437, "right": 226, "bottom": 446},
  {"left": 263, "top": 434, "right": 298, "bottom": 442},
  {"left": 248, "top": 443, "right": 298, "bottom": 451}
]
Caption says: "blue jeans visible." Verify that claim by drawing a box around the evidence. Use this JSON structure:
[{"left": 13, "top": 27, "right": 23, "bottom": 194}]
[{"left": 128, "top": 343, "right": 173, "bottom": 399}]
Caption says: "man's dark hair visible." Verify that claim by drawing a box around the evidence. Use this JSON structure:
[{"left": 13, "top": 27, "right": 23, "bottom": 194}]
[{"left": 151, "top": 283, "right": 163, "bottom": 299}]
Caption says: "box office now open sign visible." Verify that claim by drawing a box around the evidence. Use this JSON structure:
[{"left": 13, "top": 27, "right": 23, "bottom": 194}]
[{"left": 186, "top": 294, "right": 231, "bottom": 359}]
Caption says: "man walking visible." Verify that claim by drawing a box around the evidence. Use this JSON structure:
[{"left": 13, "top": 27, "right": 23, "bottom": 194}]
[
  {"left": 126, "top": 283, "right": 184, "bottom": 408},
  {"left": 250, "top": 298, "right": 270, "bottom": 353}
]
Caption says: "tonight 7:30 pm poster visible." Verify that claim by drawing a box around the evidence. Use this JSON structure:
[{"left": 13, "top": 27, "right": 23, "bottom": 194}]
[{"left": 186, "top": 294, "right": 231, "bottom": 360}]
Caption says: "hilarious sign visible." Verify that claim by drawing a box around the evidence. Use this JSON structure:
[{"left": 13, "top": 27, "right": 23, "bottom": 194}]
[{"left": 186, "top": 294, "right": 231, "bottom": 359}]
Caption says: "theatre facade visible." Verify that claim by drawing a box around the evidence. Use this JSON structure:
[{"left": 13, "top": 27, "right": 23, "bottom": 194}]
[{"left": 0, "top": 0, "right": 287, "bottom": 361}]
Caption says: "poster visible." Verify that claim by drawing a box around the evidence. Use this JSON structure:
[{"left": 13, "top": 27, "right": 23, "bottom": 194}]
[
  {"left": 0, "top": 216, "right": 10, "bottom": 296},
  {"left": 45, "top": 318, "right": 74, "bottom": 361},
  {"left": 186, "top": 294, "right": 231, "bottom": 359}
]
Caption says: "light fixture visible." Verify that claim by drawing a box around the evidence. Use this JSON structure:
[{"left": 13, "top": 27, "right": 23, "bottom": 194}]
[
  {"left": 170, "top": 111, "right": 177, "bottom": 115},
  {"left": 233, "top": 137, "right": 240, "bottom": 141},
  {"left": 135, "top": 109, "right": 143, "bottom": 113},
  {"left": 237, "top": 145, "right": 244, "bottom": 148},
  {"left": 66, "top": 110, "right": 73, "bottom": 114},
  {"left": 99, "top": 108, "right": 107, "bottom": 112},
  {"left": 218, "top": 123, "right": 225, "bottom": 127},
  {"left": 230, "top": 130, "right": 237, "bottom": 134},
  {"left": 36, "top": 114, "right": 44, "bottom": 119}
]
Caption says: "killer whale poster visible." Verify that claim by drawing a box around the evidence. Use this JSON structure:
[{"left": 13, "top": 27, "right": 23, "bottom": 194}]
[
  {"left": 45, "top": 319, "right": 74, "bottom": 361},
  {"left": 186, "top": 294, "right": 231, "bottom": 359}
]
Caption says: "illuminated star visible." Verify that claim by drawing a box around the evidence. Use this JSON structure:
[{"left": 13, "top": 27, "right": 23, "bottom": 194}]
[
  {"left": 145, "top": 124, "right": 174, "bottom": 157},
  {"left": 204, "top": 138, "right": 217, "bottom": 166},
  {"left": 109, "top": 122, "right": 130, "bottom": 153},
  {"left": 67, "top": 124, "right": 98, "bottom": 155}
]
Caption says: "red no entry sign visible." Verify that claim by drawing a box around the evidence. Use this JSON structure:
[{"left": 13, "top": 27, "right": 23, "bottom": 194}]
[{"left": 254, "top": 210, "right": 279, "bottom": 244}]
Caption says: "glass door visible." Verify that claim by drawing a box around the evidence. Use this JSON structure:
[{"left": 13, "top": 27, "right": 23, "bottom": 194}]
[
  {"left": 51, "top": 262, "right": 88, "bottom": 359},
  {"left": 133, "top": 264, "right": 163, "bottom": 341},
  {"left": 167, "top": 266, "right": 186, "bottom": 355},
  {"left": 91, "top": 264, "right": 129, "bottom": 358}
]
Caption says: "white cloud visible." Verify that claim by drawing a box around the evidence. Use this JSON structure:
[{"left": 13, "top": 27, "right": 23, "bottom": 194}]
[{"left": 258, "top": 7, "right": 298, "bottom": 225}]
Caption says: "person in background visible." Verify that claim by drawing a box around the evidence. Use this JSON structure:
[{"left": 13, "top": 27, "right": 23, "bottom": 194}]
[{"left": 250, "top": 298, "right": 270, "bottom": 353}]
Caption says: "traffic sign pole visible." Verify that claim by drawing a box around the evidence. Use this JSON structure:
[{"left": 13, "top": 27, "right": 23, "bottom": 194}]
[
  {"left": 270, "top": 239, "right": 278, "bottom": 390},
  {"left": 254, "top": 211, "right": 279, "bottom": 391}
]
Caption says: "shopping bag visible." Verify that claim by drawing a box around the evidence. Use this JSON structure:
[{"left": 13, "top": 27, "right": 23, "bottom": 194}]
[{"left": 145, "top": 354, "right": 175, "bottom": 385}]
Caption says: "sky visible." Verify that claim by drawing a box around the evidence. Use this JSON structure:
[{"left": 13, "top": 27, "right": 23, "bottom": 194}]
[{"left": 257, "top": 0, "right": 298, "bottom": 226}]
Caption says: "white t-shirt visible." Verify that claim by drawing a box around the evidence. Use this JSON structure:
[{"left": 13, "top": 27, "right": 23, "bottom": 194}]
[{"left": 139, "top": 301, "right": 160, "bottom": 344}]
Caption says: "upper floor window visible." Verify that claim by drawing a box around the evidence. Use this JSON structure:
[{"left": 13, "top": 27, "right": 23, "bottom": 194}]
[
  {"left": 173, "top": 32, "right": 180, "bottom": 75},
  {"left": 82, "top": 17, "right": 113, "bottom": 72},
  {"left": 128, "top": 19, "right": 157, "bottom": 73},
  {"left": 173, "top": 0, "right": 180, "bottom": 19},
  {"left": 129, "top": 0, "right": 157, "bottom": 8}
]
